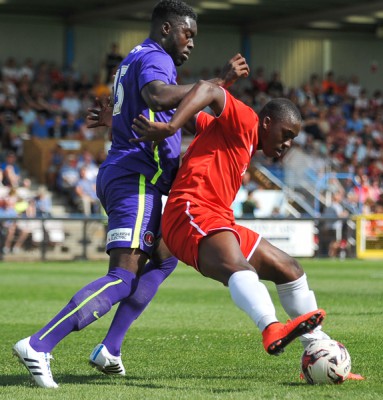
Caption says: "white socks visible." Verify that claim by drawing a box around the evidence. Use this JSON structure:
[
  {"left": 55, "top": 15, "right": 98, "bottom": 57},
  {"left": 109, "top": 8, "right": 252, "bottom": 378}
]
[
  {"left": 228, "top": 270, "right": 278, "bottom": 332},
  {"left": 276, "top": 273, "right": 330, "bottom": 347}
]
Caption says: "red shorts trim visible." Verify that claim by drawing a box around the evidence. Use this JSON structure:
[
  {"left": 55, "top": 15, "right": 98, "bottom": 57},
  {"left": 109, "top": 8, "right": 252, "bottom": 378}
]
[{"left": 162, "top": 198, "right": 261, "bottom": 270}]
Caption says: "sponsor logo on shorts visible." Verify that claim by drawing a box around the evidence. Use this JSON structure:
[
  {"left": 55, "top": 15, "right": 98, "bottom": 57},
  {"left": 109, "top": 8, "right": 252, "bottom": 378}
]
[
  {"left": 107, "top": 228, "right": 132, "bottom": 244},
  {"left": 143, "top": 231, "right": 155, "bottom": 247}
]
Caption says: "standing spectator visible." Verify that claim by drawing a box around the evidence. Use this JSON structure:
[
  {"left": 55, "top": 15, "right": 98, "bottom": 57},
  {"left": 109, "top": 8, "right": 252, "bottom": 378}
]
[
  {"left": 104, "top": 43, "right": 123, "bottom": 83},
  {"left": 267, "top": 71, "right": 284, "bottom": 98},
  {"left": 321, "top": 70, "right": 338, "bottom": 95},
  {"left": 241, "top": 190, "right": 258, "bottom": 218},
  {"left": 251, "top": 66, "right": 268, "bottom": 95},
  {"left": 346, "top": 74, "right": 362, "bottom": 100}
]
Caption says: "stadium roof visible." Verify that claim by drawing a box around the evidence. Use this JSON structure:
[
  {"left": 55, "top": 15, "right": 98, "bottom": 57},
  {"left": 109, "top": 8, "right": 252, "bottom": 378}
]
[{"left": 2, "top": 0, "right": 383, "bottom": 37}]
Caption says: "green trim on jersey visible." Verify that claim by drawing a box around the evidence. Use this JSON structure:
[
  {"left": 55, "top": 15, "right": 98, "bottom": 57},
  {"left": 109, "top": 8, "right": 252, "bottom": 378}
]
[
  {"left": 149, "top": 109, "right": 163, "bottom": 185},
  {"left": 132, "top": 174, "right": 146, "bottom": 248},
  {"left": 38, "top": 279, "right": 123, "bottom": 340}
]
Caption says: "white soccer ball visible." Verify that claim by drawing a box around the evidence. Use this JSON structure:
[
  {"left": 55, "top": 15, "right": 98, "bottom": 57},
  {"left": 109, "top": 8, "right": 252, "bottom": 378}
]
[{"left": 301, "top": 339, "right": 351, "bottom": 384}]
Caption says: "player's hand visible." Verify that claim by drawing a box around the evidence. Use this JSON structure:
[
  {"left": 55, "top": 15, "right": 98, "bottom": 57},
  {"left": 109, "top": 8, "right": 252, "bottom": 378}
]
[
  {"left": 130, "top": 114, "right": 175, "bottom": 145},
  {"left": 87, "top": 97, "right": 113, "bottom": 128},
  {"left": 220, "top": 53, "right": 250, "bottom": 88}
]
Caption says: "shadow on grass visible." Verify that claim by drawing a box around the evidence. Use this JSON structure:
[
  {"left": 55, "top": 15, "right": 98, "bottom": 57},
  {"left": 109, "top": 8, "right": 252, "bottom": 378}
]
[{"left": 0, "top": 373, "right": 256, "bottom": 393}]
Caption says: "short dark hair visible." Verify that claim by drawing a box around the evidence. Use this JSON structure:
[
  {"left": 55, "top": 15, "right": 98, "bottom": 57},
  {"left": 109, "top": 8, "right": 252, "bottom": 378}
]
[
  {"left": 152, "top": 0, "right": 197, "bottom": 24},
  {"left": 259, "top": 98, "right": 302, "bottom": 124}
]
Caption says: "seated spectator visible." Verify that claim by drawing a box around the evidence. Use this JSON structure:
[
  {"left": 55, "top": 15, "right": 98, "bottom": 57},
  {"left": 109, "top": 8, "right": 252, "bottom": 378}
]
[
  {"left": 30, "top": 113, "right": 49, "bottom": 138},
  {"left": 61, "top": 89, "right": 82, "bottom": 117},
  {"left": 64, "top": 113, "right": 81, "bottom": 138},
  {"left": 9, "top": 115, "right": 30, "bottom": 158},
  {"left": 18, "top": 102, "right": 37, "bottom": 128},
  {"left": 74, "top": 167, "right": 100, "bottom": 215},
  {"left": 1, "top": 151, "right": 21, "bottom": 188},
  {"left": 77, "top": 149, "right": 99, "bottom": 181},
  {"left": 34, "top": 186, "right": 53, "bottom": 217},
  {"left": 48, "top": 114, "right": 68, "bottom": 139},
  {"left": 46, "top": 144, "right": 65, "bottom": 190},
  {"left": 56, "top": 153, "right": 80, "bottom": 196},
  {"left": 0, "top": 195, "right": 18, "bottom": 255},
  {"left": 18, "top": 57, "right": 35, "bottom": 81},
  {"left": 2, "top": 57, "right": 19, "bottom": 82},
  {"left": 17, "top": 178, "right": 35, "bottom": 201}
]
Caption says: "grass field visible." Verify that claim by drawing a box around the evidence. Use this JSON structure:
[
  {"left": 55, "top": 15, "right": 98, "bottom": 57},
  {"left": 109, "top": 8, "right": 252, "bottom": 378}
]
[{"left": 1, "top": 259, "right": 382, "bottom": 399}]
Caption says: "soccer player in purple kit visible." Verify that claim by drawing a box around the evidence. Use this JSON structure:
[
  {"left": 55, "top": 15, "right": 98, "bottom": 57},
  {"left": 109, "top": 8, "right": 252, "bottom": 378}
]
[{"left": 12, "top": 0, "right": 250, "bottom": 388}]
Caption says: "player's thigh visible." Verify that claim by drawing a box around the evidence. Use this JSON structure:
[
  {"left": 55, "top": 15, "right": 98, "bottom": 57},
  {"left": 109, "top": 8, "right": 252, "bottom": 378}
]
[
  {"left": 248, "top": 237, "right": 303, "bottom": 284},
  {"left": 198, "top": 230, "right": 254, "bottom": 285},
  {"left": 151, "top": 236, "right": 174, "bottom": 264},
  {"left": 98, "top": 166, "right": 163, "bottom": 256}
]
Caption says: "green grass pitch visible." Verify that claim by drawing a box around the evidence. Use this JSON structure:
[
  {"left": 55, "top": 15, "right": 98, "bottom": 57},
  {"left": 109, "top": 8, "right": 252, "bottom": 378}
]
[{"left": 1, "top": 259, "right": 382, "bottom": 399}]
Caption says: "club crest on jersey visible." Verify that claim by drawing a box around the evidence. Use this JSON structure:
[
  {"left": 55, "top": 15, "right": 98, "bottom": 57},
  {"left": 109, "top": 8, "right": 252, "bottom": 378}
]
[{"left": 143, "top": 231, "right": 155, "bottom": 246}]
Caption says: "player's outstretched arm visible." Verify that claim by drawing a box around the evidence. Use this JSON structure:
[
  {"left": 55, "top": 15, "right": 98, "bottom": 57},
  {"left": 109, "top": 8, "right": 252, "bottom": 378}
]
[
  {"left": 212, "top": 53, "right": 250, "bottom": 88},
  {"left": 131, "top": 81, "right": 224, "bottom": 143},
  {"left": 141, "top": 54, "right": 249, "bottom": 112}
]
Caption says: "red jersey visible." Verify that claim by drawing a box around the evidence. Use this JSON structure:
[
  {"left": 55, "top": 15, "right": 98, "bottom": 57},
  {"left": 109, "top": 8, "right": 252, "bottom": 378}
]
[{"left": 167, "top": 88, "right": 259, "bottom": 220}]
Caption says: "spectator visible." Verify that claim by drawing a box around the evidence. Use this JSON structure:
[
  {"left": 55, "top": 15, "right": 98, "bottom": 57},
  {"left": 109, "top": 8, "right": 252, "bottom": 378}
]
[
  {"left": 63, "top": 113, "right": 81, "bottom": 138},
  {"left": 104, "top": 42, "right": 123, "bottom": 83},
  {"left": 30, "top": 113, "right": 49, "bottom": 138},
  {"left": 346, "top": 74, "right": 361, "bottom": 100},
  {"left": 267, "top": 71, "right": 284, "bottom": 98},
  {"left": 241, "top": 190, "right": 258, "bottom": 218},
  {"left": 48, "top": 114, "right": 67, "bottom": 139},
  {"left": 74, "top": 167, "right": 100, "bottom": 215},
  {"left": 9, "top": 115, "right": 29, "bottom": 158},
  {"left": 56, "top": 153, "right": 80, "bottom": 196},
  {"left": 46, "top": 144, "right": 65, "bottom": 190},
  {"left": 321, "top": 191, "right": 349, "bottom": 257},
  {"left": 18, "top": 102, "right": 37, "bottom": 127},
  {"left": 19, "top": 57, "right": 35, "bottom": 82},
  {"left": 61, "top": 90, "right": 82, "bottom": 117},
  {"left": 2, "top": 57, "right": 19, "bottom": 82},
  {"left": 35, "top": 186, "right": 53, "bottom": 217},
  {"left": 1, "top": 151, "right": 21, "bottom": 188},
  {"left": 77, "top": 149, "right": 98, "bottom": 181}
]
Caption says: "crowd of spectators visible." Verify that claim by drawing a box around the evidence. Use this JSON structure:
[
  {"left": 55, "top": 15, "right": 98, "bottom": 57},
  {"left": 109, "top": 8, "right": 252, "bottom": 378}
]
[
  {"left": 2, "top": 54, "right": 383, "bottom": 256},
  {"left": 0, "top": 56, "right": 112, "bottom": 254}
]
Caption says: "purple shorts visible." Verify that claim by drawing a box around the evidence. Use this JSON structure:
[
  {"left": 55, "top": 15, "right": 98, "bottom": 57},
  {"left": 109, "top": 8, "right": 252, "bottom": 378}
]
[{"left": 97, "top": 165, "right": 164, "bottom": 255}]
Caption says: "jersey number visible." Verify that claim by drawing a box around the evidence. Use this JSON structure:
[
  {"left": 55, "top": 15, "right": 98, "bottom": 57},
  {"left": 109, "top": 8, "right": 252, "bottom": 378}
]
[{"left": 113, "top": 65, "right": 129, "bottom": 116}]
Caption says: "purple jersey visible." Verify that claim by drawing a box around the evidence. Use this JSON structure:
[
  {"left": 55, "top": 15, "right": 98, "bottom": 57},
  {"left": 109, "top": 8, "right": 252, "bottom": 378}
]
[{"left": 102, "top": 38, "right": 181, "bottom": 195}]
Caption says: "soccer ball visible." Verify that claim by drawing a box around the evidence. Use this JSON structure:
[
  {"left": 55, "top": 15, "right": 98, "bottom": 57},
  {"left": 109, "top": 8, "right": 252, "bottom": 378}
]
[{"left": 301, "top": 339, "right": 351, "bottom": 384}]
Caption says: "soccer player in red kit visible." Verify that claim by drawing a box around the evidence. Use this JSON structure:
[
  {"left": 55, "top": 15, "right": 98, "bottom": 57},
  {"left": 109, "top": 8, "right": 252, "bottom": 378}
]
[{"left": 131, "top": 80, "right": 364, "bottom": 379}]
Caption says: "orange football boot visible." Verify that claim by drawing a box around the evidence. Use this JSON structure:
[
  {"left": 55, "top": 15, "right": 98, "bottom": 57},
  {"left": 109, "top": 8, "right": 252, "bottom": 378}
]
[{"left": 262, "top": 309, "right": 326, "bottom": 356}]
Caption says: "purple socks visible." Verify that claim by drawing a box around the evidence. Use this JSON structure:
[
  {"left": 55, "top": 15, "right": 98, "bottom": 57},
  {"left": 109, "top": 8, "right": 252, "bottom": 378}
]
[
  {"left": 102, "top": 256, "right": 178, "bottom": 356},
  {"left": 30, "top": 267, "right": 136, "bottom": 352}
]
